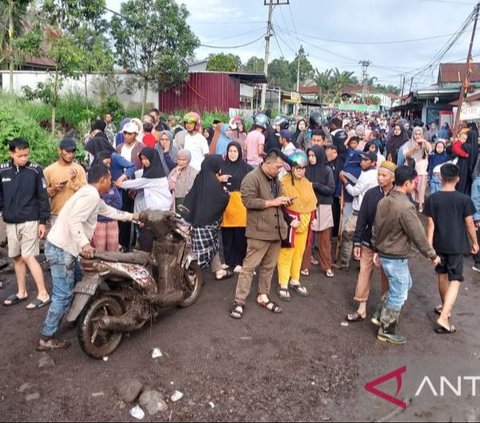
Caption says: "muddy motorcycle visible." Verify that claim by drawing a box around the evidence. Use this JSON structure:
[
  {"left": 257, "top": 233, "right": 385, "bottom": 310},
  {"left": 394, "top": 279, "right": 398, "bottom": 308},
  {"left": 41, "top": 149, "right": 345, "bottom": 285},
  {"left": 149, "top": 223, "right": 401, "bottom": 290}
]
[{"left": 66, "top": 210, "right": 203, "bottom": 359}]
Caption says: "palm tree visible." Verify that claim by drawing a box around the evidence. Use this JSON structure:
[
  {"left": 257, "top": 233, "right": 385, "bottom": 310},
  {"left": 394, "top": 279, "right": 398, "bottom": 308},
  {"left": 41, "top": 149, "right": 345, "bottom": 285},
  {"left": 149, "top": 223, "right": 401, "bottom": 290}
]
[
  {"left": 314, "top": 68, "right": 333, "bottom": 104},
  {"left": 331, "top": 68, "right": 357, "bottom": 101}
]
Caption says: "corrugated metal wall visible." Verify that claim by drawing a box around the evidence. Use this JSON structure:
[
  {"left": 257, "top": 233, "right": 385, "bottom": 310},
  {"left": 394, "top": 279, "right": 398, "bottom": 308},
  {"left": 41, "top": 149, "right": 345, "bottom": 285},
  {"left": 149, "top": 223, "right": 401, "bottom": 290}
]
[{"left": 158, "top": 72, "right": 240, "bottom": 113}]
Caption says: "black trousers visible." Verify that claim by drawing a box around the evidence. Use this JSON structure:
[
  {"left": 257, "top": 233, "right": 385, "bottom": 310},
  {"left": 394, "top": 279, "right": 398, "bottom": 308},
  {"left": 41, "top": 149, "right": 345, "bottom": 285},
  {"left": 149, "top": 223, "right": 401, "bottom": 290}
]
[
  {"left": 118, "top": 189, "right": 135, "bottom": 250},
  {"left": 222, "top": 227, "right": 247, "bottom": 267},
  {"left": 474, "top": 228, "right": 480, "bottom": 265},
  {"left": 332, "top": 197, "right": 341, "bottom": 238}
]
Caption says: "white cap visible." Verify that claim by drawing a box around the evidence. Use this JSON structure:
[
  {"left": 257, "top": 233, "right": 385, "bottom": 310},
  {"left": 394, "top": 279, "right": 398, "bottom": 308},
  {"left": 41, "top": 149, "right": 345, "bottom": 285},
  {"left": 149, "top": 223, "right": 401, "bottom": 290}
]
[{"left": 122, "top": 121, "right": 139, "bottom": 134}]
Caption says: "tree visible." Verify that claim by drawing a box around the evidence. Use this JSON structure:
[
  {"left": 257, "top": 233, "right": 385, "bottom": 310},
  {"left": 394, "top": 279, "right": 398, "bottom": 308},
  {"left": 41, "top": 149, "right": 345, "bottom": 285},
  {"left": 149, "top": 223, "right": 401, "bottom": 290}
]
[
  {"left": 244, "top": 56, "right": 264, "bottom": 73},
  {"left": 206, "top": 53, "right": 241, "bottom": 72},
  {"left": 288, "top": 46, "right": 314, "bottom": 89},
  {"left": 111, "top": 0, "right": 199, "bottom": 116},
  {"left": 0, "top": 0, "right": 40, "bottom": 91},
  {"left": 331, "top": 68, "right": 357, "bottom": 100},
  {"left": 314, "top": 69, "right": 333, "bottom": 104},
  {"left": 268, "top": 57, "right": 291, "bottom": 88},
  {"left": 37, "top": 0, "right": 106, "bottom": 132}
]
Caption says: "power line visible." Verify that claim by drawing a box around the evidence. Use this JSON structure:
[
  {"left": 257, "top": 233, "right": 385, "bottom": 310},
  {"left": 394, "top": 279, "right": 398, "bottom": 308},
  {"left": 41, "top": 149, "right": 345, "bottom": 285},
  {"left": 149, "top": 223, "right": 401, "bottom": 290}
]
[{"left": 200, "top": 33, "right": 266, "bottom": 49}]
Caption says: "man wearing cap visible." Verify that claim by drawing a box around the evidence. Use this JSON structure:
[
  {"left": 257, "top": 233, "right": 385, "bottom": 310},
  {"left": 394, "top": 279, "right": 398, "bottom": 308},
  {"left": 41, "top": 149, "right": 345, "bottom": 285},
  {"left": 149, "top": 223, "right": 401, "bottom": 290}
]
[
  {"left": 44, "top": 138, "right": 87, "bottom": 226},
  {"left": 346, "top": 161, "right": 396, "bottom": 323},
  {"left": 116, "top": 121, "right": 145, "bottom": 170},
  {"left": 336, "top": 151, "right": 378, "bottom": 270}
]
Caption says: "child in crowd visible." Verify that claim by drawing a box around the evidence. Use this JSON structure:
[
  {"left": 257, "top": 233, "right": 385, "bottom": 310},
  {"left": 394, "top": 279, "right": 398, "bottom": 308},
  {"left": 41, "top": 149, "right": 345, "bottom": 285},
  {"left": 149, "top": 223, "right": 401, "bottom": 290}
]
[{"left": 427, "top": 141, "right": 449, "bottom": 195}]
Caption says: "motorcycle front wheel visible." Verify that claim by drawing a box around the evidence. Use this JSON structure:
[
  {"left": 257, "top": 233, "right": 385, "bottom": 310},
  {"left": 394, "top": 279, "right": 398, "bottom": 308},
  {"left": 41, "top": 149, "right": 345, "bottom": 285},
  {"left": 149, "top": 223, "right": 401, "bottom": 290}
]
[
  {"left": 78, "top": 296, "right": 124, "bottom": 359},
  {"left": 179, "top": 262, "right": 203, "bottom": 308}
]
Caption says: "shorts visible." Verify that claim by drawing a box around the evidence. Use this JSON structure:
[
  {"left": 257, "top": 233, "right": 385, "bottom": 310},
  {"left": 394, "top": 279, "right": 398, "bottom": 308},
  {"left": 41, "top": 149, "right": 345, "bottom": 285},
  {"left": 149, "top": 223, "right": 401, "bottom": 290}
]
[
  {"left": 5, "top": 221, "right": 40, "bottom": 258},
  {"left": 435, "top": 254, "right": 464, "bottom": 282}
]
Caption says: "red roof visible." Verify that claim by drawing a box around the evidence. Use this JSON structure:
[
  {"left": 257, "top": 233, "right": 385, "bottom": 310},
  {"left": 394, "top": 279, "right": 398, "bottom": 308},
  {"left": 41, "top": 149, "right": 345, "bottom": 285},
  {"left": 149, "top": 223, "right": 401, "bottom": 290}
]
[
  {"left": 438, "top": 63, "right": 480, "bottom": 84},
  {"left": 299, "top": 85, "right": 320, "bottom": 94}
]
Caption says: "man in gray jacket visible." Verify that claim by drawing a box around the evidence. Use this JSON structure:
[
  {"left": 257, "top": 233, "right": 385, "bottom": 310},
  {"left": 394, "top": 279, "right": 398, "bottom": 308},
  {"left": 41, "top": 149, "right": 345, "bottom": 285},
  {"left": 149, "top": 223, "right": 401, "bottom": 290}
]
[
  {"left": 372, "top": 165, "right": 440, "bottom": 344},
  {"left": 230, "top": 149, "right": 292, "bottom": 319}
]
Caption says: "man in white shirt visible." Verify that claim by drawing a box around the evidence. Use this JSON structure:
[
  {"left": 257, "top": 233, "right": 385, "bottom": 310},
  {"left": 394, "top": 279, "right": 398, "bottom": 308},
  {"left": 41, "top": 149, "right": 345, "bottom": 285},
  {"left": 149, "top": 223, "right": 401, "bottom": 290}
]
[
  {"left": 335, "top": 151, "right": 378, "bottom": 270},
  {"left": 37, "top": 163, "right": 140, "bottom": 351},
  {"left": 183, "top": 112, "right": 209, "bottom": 171}
]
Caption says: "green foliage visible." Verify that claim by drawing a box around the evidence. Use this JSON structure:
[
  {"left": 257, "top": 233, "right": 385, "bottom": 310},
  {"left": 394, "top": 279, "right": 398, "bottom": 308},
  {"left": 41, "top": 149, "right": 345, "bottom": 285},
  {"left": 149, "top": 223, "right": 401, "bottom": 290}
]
[
  {"left": 244, "top": 56, "right": 264, "bottom": 73},
  {"left": 206, "top": 53, "right": 241, "bottom": 72},
  {"left": 0, "top": 93, "right": 58, "bottom": 165},
  {"left": 111, "top": 0, "right": 199, "bottom": 115}
]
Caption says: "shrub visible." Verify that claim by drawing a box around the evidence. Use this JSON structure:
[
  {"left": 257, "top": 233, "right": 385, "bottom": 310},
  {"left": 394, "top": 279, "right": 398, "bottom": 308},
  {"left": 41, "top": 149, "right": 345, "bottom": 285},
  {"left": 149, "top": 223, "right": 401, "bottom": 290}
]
[{"left": 0, "top": 93, "right": 58, "bottom": 166}]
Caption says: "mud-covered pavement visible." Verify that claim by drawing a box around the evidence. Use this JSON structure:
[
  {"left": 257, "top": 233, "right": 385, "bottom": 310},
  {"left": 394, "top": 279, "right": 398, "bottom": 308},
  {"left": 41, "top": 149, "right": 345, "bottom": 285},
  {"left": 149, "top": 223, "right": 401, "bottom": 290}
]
[{"left": 0, "top": 251, "right": 479, "bottom": 422}]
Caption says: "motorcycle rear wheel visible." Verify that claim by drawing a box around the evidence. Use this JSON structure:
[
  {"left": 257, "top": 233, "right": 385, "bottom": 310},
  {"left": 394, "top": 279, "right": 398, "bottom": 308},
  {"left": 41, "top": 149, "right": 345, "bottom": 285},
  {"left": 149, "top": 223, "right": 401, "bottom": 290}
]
[
  {"left": 179, "top": 262, "right": 203, "bottom": 308},
  {"left": 78, "top": 296, "right": 124, "bottom": 359}
]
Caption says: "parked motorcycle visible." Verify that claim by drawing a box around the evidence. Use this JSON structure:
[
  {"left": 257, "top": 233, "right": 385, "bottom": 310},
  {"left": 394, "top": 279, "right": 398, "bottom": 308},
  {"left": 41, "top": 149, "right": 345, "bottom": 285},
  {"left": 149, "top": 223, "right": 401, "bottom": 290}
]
[{"left": 66, "top": 210, "right": 203, "bottom": 359}]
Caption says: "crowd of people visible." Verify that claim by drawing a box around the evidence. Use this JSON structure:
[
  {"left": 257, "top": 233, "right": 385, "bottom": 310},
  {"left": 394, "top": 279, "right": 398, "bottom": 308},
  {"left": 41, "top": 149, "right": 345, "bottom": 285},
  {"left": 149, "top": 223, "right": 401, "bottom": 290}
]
[{"left": 1, "top": 107, "right": 479, "bottom": 350}]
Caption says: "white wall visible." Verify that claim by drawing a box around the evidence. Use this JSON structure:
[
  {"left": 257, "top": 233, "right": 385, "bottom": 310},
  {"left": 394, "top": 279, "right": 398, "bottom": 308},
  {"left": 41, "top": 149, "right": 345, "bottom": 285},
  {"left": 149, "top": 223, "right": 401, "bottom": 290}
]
[{"left": 0, "top": 71, "right": 159, "bottom": 108}]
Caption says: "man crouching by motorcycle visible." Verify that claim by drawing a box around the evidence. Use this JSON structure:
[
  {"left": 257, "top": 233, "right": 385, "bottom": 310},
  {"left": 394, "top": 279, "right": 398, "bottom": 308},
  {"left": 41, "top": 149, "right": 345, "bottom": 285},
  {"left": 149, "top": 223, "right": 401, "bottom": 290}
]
[{"left": 37, "top": 163, "right": 141, "bottom": 351}]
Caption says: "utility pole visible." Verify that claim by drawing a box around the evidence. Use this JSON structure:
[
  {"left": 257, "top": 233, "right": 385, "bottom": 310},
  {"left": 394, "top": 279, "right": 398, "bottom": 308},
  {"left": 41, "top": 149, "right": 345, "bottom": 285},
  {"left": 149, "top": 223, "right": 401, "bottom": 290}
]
[
  {"left": 295, "top": 45, "right": 303, "bottom": 115},
  {"left": 359, "top": 60, "right": 371, "bottom": 104},
  {"left": 453, "top": 2, "right": 480, "bottom": 136},
  {"left": 261, "top": 0, "right": 289, "bottom": 111}
]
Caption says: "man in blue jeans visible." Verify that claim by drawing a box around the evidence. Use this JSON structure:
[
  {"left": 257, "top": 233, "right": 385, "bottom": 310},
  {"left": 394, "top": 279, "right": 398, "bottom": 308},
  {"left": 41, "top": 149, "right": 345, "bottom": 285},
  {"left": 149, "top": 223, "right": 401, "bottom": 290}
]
[
  {"left": 37, "top": 163, "right": 139, "bottom": 351},
  {"left": 372, "top": 166, "right": 440, "bottom": 345}
]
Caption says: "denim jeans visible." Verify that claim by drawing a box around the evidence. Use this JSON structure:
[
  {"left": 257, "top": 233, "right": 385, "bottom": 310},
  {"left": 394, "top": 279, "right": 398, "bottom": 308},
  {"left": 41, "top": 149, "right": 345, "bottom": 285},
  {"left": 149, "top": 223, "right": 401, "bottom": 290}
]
[
  {"left": 429, "top": 175, "right": 441, "bottom": 195},
  {"left": 379, "top": 257, "right": 412, "bottom": 311},
  {"left": 41, "top": 241, "right": 83, "bottom": 338}
]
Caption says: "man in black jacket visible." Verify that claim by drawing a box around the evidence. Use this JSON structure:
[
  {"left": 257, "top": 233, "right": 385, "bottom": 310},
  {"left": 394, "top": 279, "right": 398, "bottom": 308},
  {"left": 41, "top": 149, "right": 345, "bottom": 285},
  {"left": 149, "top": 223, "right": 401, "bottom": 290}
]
[
  {"left": 329, "top": 117, "right": 348, "bottom": 161},
  {"left": 345, "top": 161, "right": 396, "bottom": 323},
  {"left": 0, "top": 138, "right": 51, "bottom": 310}
]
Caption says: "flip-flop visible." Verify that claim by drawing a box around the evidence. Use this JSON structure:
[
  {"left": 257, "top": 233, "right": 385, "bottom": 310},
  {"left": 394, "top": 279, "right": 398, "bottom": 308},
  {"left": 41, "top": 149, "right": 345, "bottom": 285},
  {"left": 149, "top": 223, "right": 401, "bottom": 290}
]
[
  {"left": 346, "top": 311, "right": 366, "bottom": 322},
  {"left": 3, "top": 294, "right": 28, "bottom": 306},
  {"left": 215, "top": 270, "right": 234, "bottom": 281},
  {"left": 434, "top": 324, "right": 456, "bottom": 334},
  {"left": 26, "top": 297, "right": 51, "bottom": 310},
  {"left": 289, "top": 283, "right": 309, "bottom": 297}
]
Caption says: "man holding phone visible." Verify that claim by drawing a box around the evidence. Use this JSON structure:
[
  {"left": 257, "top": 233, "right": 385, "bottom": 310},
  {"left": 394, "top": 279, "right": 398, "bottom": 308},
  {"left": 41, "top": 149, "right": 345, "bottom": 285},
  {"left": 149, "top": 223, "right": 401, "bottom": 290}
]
[{"left": 44, "top": 138, "right": 87, "bottom": 226}]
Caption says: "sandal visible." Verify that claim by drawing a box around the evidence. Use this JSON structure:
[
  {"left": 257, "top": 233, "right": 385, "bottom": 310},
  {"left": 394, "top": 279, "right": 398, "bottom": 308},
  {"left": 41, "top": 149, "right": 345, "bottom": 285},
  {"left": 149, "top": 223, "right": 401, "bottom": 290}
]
[
  {"left": 26, "top": 297, "right": 51, "bottom": 310},
  {"left": 257, "top": 297, "right": 282, "bottom": 313},
  {"left": 434, "top": 324, "right": 456, "bottom": 334},
  {"left": 300, "top": 269, "right": 309, "bottom": 276},
  {"left": 289, "top": 283, "right": 309, "bottom": 297},
  {"left": 215, "top": 269, "right": 234, "bottom": 280},
  {"left": 3, "top": 294, "right": 28, "bottom": 306},
  {"left": 346, "top": 311, "right": 366, "bottom": 322},
  {"left": 278, "top": 288, "right": 291, "bottom": 302},
  {"left": 325, "top": 269, "right": 334, "bottom": 278},
  {"left": 229, "top": 302, "right": 244, "bottom": 319}
]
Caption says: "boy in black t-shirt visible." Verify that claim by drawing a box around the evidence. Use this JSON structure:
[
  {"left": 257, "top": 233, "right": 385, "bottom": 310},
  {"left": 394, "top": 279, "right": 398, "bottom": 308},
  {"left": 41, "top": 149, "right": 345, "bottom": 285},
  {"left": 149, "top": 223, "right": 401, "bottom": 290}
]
[{"left": 424, "top": 163, "right": 479, "bottom": 334}]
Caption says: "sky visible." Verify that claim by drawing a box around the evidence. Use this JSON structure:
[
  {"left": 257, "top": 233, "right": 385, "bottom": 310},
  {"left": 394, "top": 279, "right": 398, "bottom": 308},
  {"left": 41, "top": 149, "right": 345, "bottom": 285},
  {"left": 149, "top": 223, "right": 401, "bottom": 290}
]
[{"left": 105, "top": 0, "right": 480, "bottom": 91}]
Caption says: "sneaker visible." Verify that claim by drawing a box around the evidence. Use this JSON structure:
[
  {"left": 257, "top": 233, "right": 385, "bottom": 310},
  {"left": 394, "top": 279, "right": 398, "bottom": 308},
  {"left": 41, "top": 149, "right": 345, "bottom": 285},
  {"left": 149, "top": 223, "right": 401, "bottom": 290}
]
[
  {"left": 36, "top": 337, "right": 71, "bottom": 351},
  {"left": 472, "top": 264, "right": 480, "bottom": 273}
]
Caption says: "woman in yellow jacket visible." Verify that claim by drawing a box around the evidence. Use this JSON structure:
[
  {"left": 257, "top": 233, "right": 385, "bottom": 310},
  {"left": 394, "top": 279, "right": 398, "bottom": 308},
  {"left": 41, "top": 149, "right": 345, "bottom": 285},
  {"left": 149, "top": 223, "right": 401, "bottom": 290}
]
[
  {"left": 220, "top": 142, "right": 253, "bottom": 273},
  {"left": 277, "top": 149, "right": 317, "bottom": 301}
]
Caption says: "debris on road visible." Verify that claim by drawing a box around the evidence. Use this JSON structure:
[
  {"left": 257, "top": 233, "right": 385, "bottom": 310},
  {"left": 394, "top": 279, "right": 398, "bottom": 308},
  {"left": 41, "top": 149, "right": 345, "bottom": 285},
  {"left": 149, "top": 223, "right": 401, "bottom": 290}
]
[
  {"left": 139, "top": 390, "right": 168, "bottom": 415},
  {"left": 117, "top": 379, "right": 143, "bottom": 403},
  {"left": 151, "top": 348, "right": 163, "bottom": 359},
  {"left": 129, "top": 405, "right": 145, "bottom": 420},
  {"left": 25, "top": 393, "right": 41, "bottom": 402},
  {"left": 170, "top": 390, "right": 183, "bottom": 402}
]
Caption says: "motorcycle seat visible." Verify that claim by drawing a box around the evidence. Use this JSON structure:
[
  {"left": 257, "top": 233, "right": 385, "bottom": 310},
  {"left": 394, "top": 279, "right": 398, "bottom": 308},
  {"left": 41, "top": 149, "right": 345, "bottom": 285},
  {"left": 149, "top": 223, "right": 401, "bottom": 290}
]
[{"left": 94, "top": 251, "right": 152, "bottom": 266}]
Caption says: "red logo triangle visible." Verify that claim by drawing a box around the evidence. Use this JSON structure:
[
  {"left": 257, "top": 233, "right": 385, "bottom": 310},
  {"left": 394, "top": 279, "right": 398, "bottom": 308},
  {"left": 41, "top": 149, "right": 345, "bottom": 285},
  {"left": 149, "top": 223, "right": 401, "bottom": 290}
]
[{"left": 364, "top": 366, "right": 408, "bottom": 409}]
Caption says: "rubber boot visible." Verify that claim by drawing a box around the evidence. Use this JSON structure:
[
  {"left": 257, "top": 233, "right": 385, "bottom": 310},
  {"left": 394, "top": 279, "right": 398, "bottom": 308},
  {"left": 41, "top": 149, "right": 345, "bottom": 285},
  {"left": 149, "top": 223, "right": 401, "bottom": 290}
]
[
  {"left": 377, "top": 306, "right": 406, "bottom": 345},
  {"left": 371, "top": 292, "right": 388, "bottom": 327}
]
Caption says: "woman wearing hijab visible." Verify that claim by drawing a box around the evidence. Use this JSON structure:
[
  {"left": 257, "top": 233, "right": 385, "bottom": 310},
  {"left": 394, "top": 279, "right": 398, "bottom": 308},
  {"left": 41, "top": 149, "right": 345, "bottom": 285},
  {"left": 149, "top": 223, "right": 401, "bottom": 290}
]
[
  {"left": 226, "top": 117, "right": 248, "bottom": 157},
  {"left": 168, "top": 149, "right": 198, "bottom": 214},
  {"left": 215, "top": 123, "right": 233, "bottom": 156},
  {"left": 116, "top": 147, "right": 173, "bottom": 251},
  {"left": 403, "top": 126, "right": 432, "bottom": 211},
  {"left": 220, "top": 142, "right": 253, "bottom": 273},
  {"left": 155, "top": 130, "right": 177, "bottom": 174},
  {"left": 277, "top": 150, "right": 317, "bottom": 301},
  {"left": 301, "top": 146, "right": 336, "bottom": 278},
  {"left": 182, "top": 155, "right": 232, "bottom": 280},
  {"left": 385, "top": 122, "right": 410, "bottom": 164}
]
